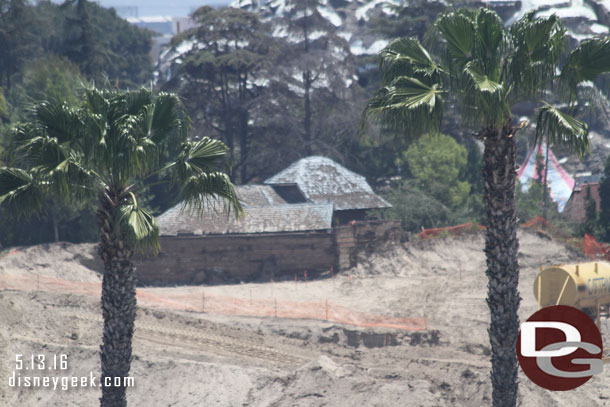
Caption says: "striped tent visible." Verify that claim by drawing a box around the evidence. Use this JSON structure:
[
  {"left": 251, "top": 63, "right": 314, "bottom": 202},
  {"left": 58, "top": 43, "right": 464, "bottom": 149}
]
[{"left": 517, "top": 141, "right": 575, "bottom": 212}]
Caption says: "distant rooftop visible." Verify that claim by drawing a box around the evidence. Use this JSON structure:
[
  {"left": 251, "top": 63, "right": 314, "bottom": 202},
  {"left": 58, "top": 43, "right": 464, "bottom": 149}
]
[
  {"left": 157, "top": 156, "right": 390, "bottom": 235},
  {"left": 265, "top": 156, "right": 391, "bottom": 211},
  {"left": 157, "top": 202, "right": 333, "bottom": 235}
]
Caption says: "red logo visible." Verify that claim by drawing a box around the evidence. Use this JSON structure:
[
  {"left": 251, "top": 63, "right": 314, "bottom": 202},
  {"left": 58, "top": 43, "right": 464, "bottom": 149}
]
[{"left": 517, "top": 305, "right": 603, "bottom": 391}]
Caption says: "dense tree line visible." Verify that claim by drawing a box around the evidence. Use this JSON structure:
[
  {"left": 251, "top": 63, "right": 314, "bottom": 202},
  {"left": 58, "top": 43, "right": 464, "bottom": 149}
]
[
  {"left": 3, "top": 0, "right": 607, "bottom": 248},
  {"left": 0, "top": 0, "right": 153, "bottom": 247}
]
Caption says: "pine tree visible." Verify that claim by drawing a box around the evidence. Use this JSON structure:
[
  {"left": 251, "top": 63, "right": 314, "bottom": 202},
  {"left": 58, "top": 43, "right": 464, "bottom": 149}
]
[
  {"left": 580, "top": 185, "right": 598, "bottom": 236},
  {"left": 598, "top": 155, "right": 610, "bottom": 241}
]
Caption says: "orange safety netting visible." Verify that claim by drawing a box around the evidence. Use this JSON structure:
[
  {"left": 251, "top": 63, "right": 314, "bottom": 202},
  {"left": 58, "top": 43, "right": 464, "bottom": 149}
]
[
  {"left": 417, "top": 222, "right": 483, "bottom": 239},
  {"left": 0, "top": 273, "right": 427, "bottom": 331},
  {"left": 582, "top": 233, "right": 610, "bottom": 260}
]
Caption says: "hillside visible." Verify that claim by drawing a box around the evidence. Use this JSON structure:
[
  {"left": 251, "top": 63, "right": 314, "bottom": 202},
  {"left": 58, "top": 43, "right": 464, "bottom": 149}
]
[{"left": 3, "top": 231, "right": 610, "bottom": 406}]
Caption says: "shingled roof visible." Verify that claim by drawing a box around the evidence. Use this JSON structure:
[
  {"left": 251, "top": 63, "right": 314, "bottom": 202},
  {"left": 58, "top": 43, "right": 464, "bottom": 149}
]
[
  {"left": 264, "top": 156, "right": 391, "bottom": 211},
  {"left": 157, "top": 184, "right": 333, "bottom": 235}
]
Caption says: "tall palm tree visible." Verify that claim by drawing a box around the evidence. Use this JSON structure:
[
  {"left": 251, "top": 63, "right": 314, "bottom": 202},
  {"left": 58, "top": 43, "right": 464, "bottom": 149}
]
[
  {"left": 363, "top": 8, "right": 610, "bottom": 406},
  {"left": 0, "top": 87, "right": 242, "bottom": 406}
]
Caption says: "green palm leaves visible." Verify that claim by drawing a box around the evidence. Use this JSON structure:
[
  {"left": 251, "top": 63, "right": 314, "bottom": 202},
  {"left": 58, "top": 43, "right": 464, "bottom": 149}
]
[
  {"left": 536, "top": 103, "right": 589, "bottom": 154},
  {"left": 0, "top": 86, "right": 242, "bottom": 252},
  {"left": 560, "top": 38, "right": 610, "bottom": 99},
  {"left": 364, "top": 7, "right": 609, "bottom": 152}
]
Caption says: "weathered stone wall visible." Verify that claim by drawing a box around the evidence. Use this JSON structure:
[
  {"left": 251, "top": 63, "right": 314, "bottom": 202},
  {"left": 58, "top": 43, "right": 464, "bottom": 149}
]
[
  {"left": 134, "top": 220, "right": 401, "bottom": 286},
  {"left": 334, "top": 220, "right": 402, "bottom": 270}
]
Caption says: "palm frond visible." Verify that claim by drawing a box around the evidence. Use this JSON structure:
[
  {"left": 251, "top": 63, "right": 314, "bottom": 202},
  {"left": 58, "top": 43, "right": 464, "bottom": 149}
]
[
  {"left": 474, "top": 8, "right": 506, "bottom": 78},
  {"left": 435, "top": 11, "right": 475, "bottom": 66},
  {"left": 178, "top": 171, "right": 243, "bottom": 218},
  {"left": 173, "top": 137, "right": 233, "bottom": 179},
  {"left": 508, "top": 12, "right": 565, "bottom": 100},
  {"left": 0, "top": 167, "right": 44, "bottom": 218},
  {"left": 118, "top": 195, "right": 160, "bottom": 254},
  {"left": 35, "top": 99, "right": 83, "bottom": 144},
  {"left": 459, "top": 62, "right": 508, "bottom": 126},
  {"left": 380, "top": 38, "right": 444, "bottom": 84},
  {"left": 560, "top": 37, "right": 610, "bottom": 100},
  {"left": 150, "top": 92, "right": 190, "bottom": 145},
  {"left": 535, "top": 102, "right": 589, "bottom": 155},
  {"left": 363, "top": 76, "right": 443, "bottom": 137}
]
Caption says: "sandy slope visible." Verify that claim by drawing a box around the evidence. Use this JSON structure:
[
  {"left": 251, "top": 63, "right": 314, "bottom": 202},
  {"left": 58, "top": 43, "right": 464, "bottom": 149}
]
[{"left": 2, "top": 230, "right": 610, "bottom": 406}]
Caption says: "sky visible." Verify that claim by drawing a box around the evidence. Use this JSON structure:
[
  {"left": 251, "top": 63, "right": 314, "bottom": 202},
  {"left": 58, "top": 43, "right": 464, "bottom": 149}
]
[{"left": 93, "top": 0, "right": 232, "bottom": 17}]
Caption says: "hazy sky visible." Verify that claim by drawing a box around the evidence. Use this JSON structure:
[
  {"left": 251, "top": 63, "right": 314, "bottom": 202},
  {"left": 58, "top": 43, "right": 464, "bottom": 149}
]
[{"left": 94, "top": 0, "right": 232, "bottom": 17}]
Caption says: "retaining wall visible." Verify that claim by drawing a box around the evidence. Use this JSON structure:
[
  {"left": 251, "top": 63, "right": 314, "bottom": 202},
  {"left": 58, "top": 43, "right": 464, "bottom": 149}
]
[{"left": 135, "top": 220, "right": 400, "bottom": 285}]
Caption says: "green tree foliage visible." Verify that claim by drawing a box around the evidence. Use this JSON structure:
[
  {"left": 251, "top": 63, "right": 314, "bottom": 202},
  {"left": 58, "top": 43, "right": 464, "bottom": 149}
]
[
  {"left": 515, "top": 179, "right": 558, "bottom": 222},
  {"left": 402, "top": 133, "right": 471, "bottom": 208},
  {"left": 0, "top": 56, "right": 96, "bottom": 245},
  {"left": 0, "top": 0, "right": 39, "bottom": 89},
  {"left": 163, "top": 6, "right": 275, "bottom": 183},
  {"left": 369, "top": 0, "right": 446, "bottom": 41},
  {"left": 14, "top": 56, "right": 83, "bottom": 104},
  {"left": 598, "top": 155, "right": 610, "bottom": 241},
  {"left": 277, "top": 0, "right": 358, "bottom": 157},
  {"left": 58, "top": 0, "right": 152, "bottom": 86},
  {"left": 0, "top": 86, "right": 242, "bottom": 405},
  {"left": 373, "top": 180, "right": 452, "bottom": 232},
  {"left": 0, "top": 0, "right": 152, "bottom": 91},
  {"left": 580, "top": 184, "right": 598, "bottom": 236}
]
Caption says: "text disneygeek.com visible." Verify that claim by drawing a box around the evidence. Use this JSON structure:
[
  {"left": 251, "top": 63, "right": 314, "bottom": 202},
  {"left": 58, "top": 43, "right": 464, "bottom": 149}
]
[{"left": 8, "top": 353, "right": 134, "bottom": 391}]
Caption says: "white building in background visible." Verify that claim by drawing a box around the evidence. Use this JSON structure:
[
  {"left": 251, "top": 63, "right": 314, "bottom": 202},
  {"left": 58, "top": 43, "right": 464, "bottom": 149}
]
[{"left": 123, "top": 15, "right": 196, "bottom": 66}]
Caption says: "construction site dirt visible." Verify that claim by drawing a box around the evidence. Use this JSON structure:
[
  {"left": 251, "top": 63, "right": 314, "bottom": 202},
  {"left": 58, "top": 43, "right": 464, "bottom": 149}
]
[{"left": 2, "top": 230, "right": 610, "bottom": 406}]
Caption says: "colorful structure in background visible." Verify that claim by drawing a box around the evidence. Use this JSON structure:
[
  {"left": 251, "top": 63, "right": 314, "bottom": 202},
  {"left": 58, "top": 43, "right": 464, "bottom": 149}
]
[{"left": 517, "top": 141, "right": 575, "bottom": 212}]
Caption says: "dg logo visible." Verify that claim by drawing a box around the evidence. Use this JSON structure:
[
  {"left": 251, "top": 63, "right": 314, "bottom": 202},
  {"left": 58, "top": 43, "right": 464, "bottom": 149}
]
[{"left": 517, "top": 305, "right": 603, "bottom": 391}]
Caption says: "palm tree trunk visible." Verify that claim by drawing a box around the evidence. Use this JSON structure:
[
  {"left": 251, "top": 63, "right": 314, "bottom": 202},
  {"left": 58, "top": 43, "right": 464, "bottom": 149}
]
[
  {"left": 97, "top": 191, "right": 137, "bottom": 407},
  {"left": 482, "top": 122, "right": 520, "bottom": 407}
]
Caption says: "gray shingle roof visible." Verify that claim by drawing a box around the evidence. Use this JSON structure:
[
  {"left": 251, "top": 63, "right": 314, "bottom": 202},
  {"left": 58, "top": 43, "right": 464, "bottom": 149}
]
[
  {"left": 234, "top": 185, "right": 288, "bottom": 207},
  {"left": 157, "top": 202, "right": 333, "bottom": 236},
  {"left": 264, "top": 156, "right": 391, "bottom": 210}
]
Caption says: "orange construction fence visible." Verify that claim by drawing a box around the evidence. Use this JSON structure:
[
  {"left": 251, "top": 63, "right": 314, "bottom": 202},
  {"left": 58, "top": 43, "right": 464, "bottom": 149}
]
[
  {"left": 0, "top": 273, "right": 427, "bottom": 332},
  {"left": 418, "top": 217, "right": 610, "bottom": 262},
  {"left": 417, "top": 222, "right": 484, "bottom": 239},
  {"left": 582, "top": 233, "right": 610, "bottom": 260}
]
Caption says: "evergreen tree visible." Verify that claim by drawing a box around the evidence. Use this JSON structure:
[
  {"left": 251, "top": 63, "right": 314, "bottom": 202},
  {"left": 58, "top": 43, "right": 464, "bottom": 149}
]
[
  {"left": 162, "top": 6, "right": 275, "bottom": 183},
  {"left": 580, "top": 184, "right": 598, "bottom": 236},
  {"left": 598, "top": 155, "right": 610, "bottom": 241},
  {"left": 0, "top": 0, "right": 39, "bottom": 89}
]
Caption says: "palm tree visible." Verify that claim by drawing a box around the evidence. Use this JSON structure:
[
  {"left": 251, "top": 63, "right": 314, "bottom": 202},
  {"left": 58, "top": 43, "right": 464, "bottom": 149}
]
[
  {"left": 363, "top": 8, "right": 610, "bottom": 406},
  {"left": 0, "top": 87, "right": 242, "bottom": 406}
]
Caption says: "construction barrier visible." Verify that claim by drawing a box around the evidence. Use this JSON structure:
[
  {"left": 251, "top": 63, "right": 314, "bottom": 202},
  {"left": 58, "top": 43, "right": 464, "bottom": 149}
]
[
  {"left": 417, "top": 222, "right": 483, "bottom": 239},
  {"left": 582, "top": 233, "right": 610, "bottom": 260},
  {"left": 0, "top": 273, "right": 427, "bottom": 332}
]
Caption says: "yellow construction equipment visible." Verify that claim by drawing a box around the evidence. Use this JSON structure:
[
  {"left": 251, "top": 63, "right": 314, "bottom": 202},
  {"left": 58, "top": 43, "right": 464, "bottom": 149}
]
[
  {"left": 534, "top": 262, "right": 610, "bottom": 312},
  {"left": 533, "top": 262, "right": 610, "bottom": 361}
]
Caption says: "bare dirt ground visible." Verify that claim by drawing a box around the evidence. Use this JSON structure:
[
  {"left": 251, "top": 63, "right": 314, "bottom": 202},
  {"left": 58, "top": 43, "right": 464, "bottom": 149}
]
[{"left": 2, "top": 230, "right": 610, "bottom": 406}]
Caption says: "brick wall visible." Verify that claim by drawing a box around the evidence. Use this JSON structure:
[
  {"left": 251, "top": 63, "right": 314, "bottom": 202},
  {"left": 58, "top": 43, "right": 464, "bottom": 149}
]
[{"left": 134, "top": 220, "right": 401, "bottom": 285}]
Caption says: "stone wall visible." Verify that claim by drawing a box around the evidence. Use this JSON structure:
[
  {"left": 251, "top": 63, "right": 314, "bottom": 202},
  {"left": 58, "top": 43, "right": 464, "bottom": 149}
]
[{"left": 134, "top": 220, "right": 401, "bottom": 286}]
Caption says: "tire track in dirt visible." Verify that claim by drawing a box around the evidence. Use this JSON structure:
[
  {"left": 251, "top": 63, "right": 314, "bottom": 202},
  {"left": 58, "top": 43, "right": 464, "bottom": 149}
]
[{"left": 64, "top": 311, "right": 310, "bottom": 367}]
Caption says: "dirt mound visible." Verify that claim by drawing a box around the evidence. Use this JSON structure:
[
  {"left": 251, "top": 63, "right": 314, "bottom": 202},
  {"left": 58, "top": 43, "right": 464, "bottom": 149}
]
[{"left": 0, "top": 242, "right": 102, "bottom": 282}]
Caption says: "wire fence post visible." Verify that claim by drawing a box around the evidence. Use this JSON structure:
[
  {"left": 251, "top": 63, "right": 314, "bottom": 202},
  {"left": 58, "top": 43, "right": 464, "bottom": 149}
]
[
  {"left": 202, "top": 291, "right": 205, "bottom": 313},
  {"left": 274, "top": 298, "right": 277, "bottom": 318}
]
